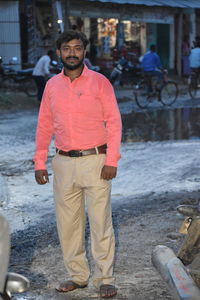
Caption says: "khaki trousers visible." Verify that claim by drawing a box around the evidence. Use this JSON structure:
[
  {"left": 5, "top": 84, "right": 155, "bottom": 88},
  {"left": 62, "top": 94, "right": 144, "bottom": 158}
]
[{"left": 52, "top": 153, "right": 115, "bottom": 288}]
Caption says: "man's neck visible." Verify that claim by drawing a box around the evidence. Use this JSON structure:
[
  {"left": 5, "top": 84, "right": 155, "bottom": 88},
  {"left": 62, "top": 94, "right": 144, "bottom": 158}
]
[{"left": 64, "top": 65, "right": 84, "bottom": 82}]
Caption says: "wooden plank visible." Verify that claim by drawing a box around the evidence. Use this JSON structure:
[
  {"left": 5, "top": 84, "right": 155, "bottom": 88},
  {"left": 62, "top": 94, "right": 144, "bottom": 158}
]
[{"left": 178, "top": 218, "right": 200, "bottom": 265}]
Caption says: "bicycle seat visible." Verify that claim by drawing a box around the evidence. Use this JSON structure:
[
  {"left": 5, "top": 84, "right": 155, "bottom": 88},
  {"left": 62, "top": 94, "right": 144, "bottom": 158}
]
[{"left": 177, "top": 205, "right": 200, "bottom": 217}]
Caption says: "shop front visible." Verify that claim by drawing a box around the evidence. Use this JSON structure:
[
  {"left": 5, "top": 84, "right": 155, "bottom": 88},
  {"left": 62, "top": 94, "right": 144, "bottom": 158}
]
[
  {"left": 68, "top": 0, "right": 175, "bottom": 71},
  {"left": 17, "top": 0, "right": 200, "bottom": 76}
]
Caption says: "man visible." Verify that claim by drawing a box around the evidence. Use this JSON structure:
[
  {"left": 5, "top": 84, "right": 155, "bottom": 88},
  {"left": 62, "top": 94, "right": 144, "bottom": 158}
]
[
  {"left": 32, "top": 50, "right": 54, "bottom": 102},
  {"left": 33, "top": 30, "right": 122, "bottom": 298},
  {"left": 141, "top": 44, "right": 163, "bottom": 91},
  {"left": 189, "top": 38, "right": 200, "bottom": 74}
]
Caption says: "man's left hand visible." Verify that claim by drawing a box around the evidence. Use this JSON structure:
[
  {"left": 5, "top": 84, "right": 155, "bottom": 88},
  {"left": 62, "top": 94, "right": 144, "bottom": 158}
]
[{"left": 101, "top": 165, "right": 117, "bottom": 180}]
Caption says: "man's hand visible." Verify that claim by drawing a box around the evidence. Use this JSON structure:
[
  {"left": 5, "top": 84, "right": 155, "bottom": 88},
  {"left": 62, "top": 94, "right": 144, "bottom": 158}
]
[
  {"left": 101, "top": 165, "right": 117, "bottom": 180},
  {"left": 35, "top": 170, "right": 49, "bottom": 185}
]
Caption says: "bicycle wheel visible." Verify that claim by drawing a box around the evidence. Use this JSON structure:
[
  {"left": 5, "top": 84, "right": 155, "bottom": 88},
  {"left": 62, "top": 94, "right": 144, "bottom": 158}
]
[
  {"left": 189, "top": 78, "right": 200, "bottom": 99},
  {"left": 134, "top": 81, "right": 151, "bottom": 108},
  {"left": 23, "top": 77, "right": 37, "bottom": 97},
  {"left": 160, "top": 81, "right": 178, "bottom": 105}
]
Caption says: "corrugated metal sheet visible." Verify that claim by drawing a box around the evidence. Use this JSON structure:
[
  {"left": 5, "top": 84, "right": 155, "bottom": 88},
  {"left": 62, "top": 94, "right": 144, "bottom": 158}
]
[
  {"left": 0, "top": 1, "right": 21, "bottom": 66},
  {"left": 87, "top": 0, "right": 200, "bottom": 8},
  {"left": 0, "top": 1, "right": 19, "bottom": 21}
]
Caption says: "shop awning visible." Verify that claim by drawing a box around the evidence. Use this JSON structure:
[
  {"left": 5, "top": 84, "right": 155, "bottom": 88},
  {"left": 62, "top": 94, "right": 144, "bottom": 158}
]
[{"left": 87, "top": 0, "right": 200, "bottom": 8}]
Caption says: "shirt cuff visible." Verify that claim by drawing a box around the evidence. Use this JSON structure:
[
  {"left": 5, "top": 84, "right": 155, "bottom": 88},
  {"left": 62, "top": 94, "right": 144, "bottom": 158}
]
[
  {"left": 105, "top": 154, "right": 121, "bottom": 167},
  {"left": 34, "top": 160, "right": 46, "bottom": 171}
]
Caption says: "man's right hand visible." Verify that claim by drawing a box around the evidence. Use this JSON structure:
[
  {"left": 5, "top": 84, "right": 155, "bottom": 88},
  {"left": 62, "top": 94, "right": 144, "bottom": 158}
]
[{"left": 35, "top": 170, "right": 49, "bottom": 185}]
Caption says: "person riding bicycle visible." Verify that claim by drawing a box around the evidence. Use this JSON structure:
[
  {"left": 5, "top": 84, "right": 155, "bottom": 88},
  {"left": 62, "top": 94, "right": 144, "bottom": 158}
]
[
  {"left": 141, "top": 44, "right": 163, "bottom": 92},
  {"left": 189, "top": 37, "right": 200, "bottom": 82}
]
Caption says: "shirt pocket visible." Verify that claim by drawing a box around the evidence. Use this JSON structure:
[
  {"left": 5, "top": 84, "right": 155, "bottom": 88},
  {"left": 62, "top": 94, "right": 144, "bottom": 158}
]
[{"left": 78, "top": 93, "right": 102, "bottom": 114}]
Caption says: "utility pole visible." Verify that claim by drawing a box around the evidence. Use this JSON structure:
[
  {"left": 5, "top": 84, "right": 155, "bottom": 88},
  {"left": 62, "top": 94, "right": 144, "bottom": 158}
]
[
  {"left": 51, "top": 0, "right": 59, "bottom": 43},
  {"left": 62, "top": 0, "right": 71, "bottom": 31}
]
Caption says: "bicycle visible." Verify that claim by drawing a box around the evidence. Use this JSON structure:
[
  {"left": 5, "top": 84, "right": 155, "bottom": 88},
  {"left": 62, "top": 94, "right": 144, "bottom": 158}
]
[
  {"left": 133, "top": 70, "right": 178, "bottom": 109},
  {"left": 188, "top": 68, "right": 200, "bottom": 99},
  {"left": 152, "top": 204, "right": 200, "bottom": 299}
]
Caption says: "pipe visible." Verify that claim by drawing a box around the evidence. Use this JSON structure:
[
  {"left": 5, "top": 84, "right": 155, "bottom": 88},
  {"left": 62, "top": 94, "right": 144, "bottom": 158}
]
[{"left": 152, "top": 245, "right": 200, "bottom": 300}]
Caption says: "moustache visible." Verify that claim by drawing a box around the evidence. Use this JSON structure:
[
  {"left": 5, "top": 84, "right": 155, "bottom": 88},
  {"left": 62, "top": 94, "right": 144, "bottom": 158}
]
[{"left": 66, "top": 56, "right": 79, "bottom": 60}]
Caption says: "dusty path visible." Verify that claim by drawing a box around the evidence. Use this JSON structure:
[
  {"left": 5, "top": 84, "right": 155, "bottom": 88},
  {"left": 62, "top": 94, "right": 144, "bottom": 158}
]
[
  {"left": 9, "top": 189, "right": 200, "bottom": 300},
  {"left": 1, "top": 97, "right": 200, "bottom": 299}
]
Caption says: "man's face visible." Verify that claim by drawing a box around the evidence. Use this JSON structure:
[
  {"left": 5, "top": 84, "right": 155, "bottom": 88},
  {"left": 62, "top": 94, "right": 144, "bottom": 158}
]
[{"left": 57, "top": 39, "right": 86, "bottom": 70}]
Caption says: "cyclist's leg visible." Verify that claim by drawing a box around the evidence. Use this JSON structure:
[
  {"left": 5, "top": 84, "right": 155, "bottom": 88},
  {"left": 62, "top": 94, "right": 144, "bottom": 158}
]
[
  {"left": 191, "top": 68, "right": 198, "bottom": 87},
  {"left": 144, "top": 71, "right": 153, "bottom": 92},
  {"left": 152, "top": 70, "right": 163, "bottom": 89},
  {"left": 197, "top": 67, "right": 200, "bottom": 85}
]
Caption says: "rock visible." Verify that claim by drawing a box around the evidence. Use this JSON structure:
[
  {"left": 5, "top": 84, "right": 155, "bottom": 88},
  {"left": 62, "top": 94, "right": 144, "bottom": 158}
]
[{"left": 166, "top": 232, "right": 181, "bottom": 240}]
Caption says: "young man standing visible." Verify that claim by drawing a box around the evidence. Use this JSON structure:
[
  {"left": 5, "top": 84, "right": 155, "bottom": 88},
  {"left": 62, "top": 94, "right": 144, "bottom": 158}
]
[{"left": 33, "top": 30, "right": 122, "bottom": 298}]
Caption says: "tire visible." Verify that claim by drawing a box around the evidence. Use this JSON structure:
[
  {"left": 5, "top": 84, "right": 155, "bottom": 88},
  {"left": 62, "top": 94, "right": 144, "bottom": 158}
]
[
  {"left": 134, "top": 80, "right": 151, "bottom": 108},
  {"left": 189, "top": 77, "right": 200, "bottom": 99},
  {"left": 160, "top": 81, "right": 178, "bottom": 105},
  {"left": 23, "top": 77, "right": 37, "bottom": 97}
]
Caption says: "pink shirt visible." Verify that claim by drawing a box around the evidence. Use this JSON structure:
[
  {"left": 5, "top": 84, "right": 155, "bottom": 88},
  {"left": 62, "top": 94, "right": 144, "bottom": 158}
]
[{"left": 33, "top": 65, "right": 122, "bottom": 170}]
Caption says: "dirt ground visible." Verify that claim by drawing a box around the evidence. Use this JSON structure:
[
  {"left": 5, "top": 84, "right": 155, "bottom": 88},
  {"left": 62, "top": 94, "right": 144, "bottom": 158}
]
[
  {"left": 8, "top": 188, "right": 200, "bottom": 300},
  {"left": 1, "top": 91, "right": 200, "bottom": 300}
]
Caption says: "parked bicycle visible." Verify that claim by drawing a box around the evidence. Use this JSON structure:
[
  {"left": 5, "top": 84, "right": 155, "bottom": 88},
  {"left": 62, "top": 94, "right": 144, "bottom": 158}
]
[
  {"left": 188, "top": 68, "right": 200, "bottom": 99},
  {"left": 133, "top": 70, "right": 179, "bottom": 108},
  {"left": 152, "top": 204, "right": 200, "bottom": 299}
]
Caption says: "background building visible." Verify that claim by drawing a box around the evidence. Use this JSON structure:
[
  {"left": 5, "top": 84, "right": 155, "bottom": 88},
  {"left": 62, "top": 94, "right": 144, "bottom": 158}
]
[{"left": 1, "top": 0, "right": 200, "bottom": 76}]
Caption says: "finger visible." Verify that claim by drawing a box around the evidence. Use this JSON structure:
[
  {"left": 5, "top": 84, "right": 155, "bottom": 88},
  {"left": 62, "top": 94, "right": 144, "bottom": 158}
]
[
  {"left": 101, "top": 172, "right": 110, "bottom": 180},
  {"left": 36, "top": 174, "right": 48, "bottom": 184},
  {"left": 37, "top": 177, "right": 45, "bottom": 184},
  {"left": 41, "top": 173, "right": 48, "bottom": 184},
  {"left": 44, "top": 173, "right": 49, "bottom": 183}
]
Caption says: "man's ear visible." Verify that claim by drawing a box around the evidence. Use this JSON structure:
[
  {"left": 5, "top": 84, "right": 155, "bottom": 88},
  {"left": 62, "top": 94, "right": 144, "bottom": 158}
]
[{"left": 56, "top": 49, "right": 60, "bottom": 57}]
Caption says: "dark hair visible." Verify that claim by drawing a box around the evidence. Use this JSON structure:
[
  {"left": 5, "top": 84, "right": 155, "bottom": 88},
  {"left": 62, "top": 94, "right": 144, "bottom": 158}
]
[
  {"left": 150, "top": 44, "right": 156, "bottom": 52},
  {"left": 47, "top": 50, "right": 54, "bottom": 57},
  {"left": 56, "top": 30, "right": 89, "bottom": 50},
  {"left": 195, "top": 41, "right": 200, "bottom": 47},
  {"left": 194, "top": 36, "right": 200, "bottom": 47}
]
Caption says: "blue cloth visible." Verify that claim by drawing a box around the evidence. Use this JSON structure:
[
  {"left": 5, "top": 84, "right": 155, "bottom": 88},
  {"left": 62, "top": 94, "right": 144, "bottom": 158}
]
[
  {"left": 189, "top": 47, "right": 200, "bottom": 68},
  {"left": 141, "top": 51, "right": 161, "bottom": 71}
]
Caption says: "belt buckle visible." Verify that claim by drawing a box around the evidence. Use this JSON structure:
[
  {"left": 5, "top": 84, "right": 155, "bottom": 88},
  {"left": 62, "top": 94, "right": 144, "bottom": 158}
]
[{"left": 68, "top": 150, "right": 82, "bottom": 157}]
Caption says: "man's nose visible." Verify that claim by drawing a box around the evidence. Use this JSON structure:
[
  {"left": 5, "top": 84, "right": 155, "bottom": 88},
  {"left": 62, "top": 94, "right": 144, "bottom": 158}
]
[{"left": 69, "top": 48, "right": 75, "bottom": 56}]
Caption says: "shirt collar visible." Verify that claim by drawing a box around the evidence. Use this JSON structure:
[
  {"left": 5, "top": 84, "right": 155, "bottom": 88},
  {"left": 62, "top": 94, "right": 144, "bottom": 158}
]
[{"left": 61, "top": 64, "right": 90, "bottom": 79}]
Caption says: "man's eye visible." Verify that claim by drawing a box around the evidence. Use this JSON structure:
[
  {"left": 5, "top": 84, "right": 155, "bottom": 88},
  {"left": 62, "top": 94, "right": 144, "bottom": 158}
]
[{"left": 62, "top": 47, "right": 69, "bottom": 51}]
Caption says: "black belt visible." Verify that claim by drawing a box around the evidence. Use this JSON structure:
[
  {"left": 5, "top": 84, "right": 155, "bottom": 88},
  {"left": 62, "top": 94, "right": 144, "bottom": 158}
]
[{"left": 56, "top": 144, "right": 107, "bottom": 157}]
